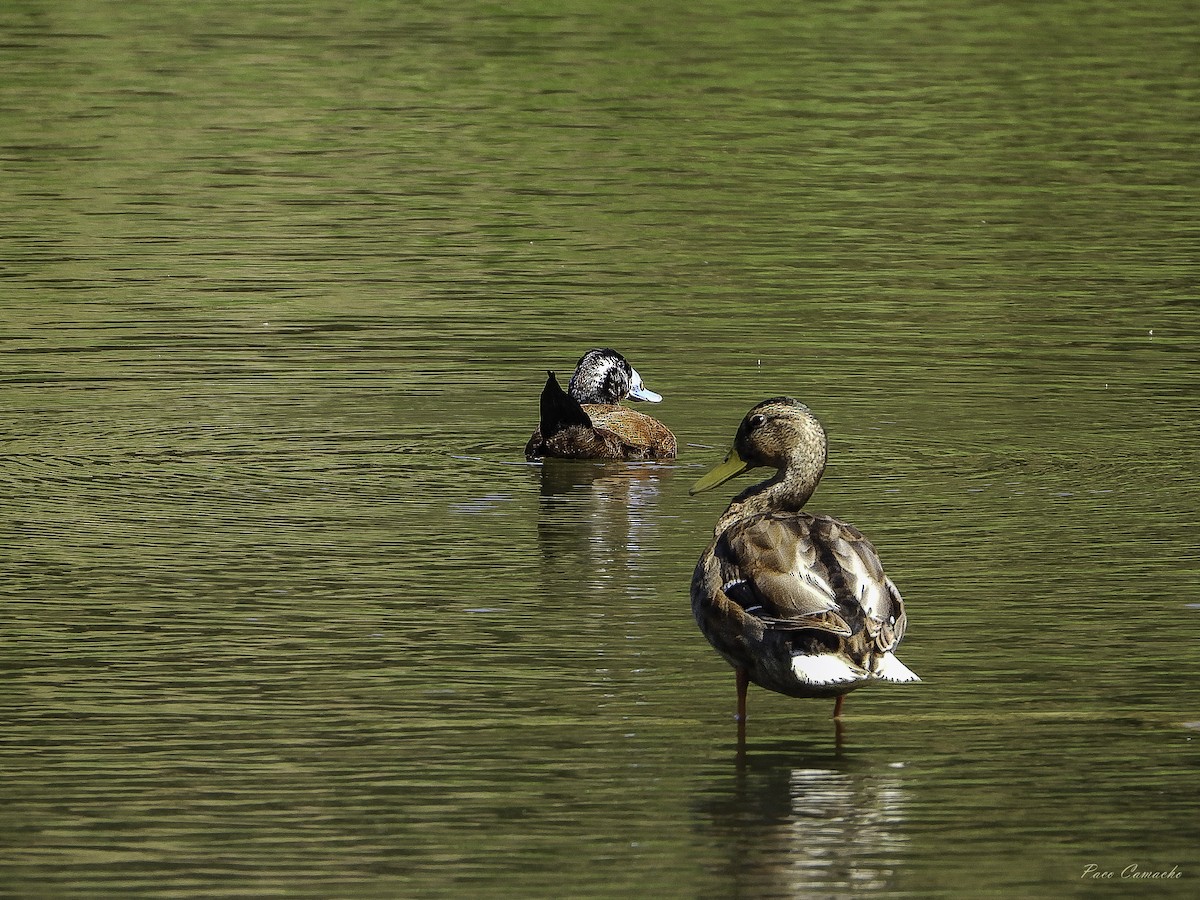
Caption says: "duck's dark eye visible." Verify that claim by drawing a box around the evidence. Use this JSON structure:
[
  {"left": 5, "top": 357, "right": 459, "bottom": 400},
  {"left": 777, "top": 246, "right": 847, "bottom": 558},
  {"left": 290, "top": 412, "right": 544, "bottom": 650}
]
[{"left": 748, "top": 413, "right": 767, "bottom": 430}]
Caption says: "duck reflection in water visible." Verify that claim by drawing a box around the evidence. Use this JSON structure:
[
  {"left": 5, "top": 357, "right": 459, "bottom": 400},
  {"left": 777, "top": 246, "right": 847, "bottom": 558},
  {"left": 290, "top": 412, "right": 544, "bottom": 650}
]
[
  {"left": 698, "top": 750, "right": 909, "bottom": 896},
  {"left": 690, "top": 398, "right": 919, "bottom": 742},
  {"left": 535, "top": 460, "right": 667, "bottom": 594}
]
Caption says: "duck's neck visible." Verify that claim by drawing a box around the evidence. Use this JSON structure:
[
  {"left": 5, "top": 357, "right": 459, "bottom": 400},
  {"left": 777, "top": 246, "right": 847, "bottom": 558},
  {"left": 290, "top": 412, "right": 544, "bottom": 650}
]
[{"left": 714, "top": 462, "right": 823, "bottom": 535}]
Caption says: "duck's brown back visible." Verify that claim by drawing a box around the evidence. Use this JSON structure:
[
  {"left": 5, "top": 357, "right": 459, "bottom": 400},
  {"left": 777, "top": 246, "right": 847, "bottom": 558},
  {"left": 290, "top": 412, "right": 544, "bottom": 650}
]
[
  {"left": 525, "top": 405, "right": 676, "bottom": 461},
  {"left": 582, "top": 405, "right": 676, "bottom": 458}
]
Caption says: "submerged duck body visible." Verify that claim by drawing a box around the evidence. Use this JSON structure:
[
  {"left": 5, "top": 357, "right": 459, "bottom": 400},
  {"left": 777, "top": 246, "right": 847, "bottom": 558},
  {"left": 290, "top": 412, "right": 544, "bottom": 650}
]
[
  {"left": 690, "top": 397, "right": 918, "bottom": 730},
  {"left": 525, "top": 349, "right": 677, "bottom": 461}
]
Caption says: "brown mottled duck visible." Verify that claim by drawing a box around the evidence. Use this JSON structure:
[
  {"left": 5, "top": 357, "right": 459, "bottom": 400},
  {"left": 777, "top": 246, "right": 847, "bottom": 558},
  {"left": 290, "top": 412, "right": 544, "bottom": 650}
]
[
  {"left": 689, "top": 397, "right": 918, "bottom": 738},
  {"left": 525, "top": 348, "right": 677, "bottom": 461}
]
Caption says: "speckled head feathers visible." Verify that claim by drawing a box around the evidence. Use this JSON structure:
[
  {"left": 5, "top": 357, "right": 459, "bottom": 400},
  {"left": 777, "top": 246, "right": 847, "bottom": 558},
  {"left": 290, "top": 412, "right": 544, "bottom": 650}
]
[
  {"left": 731, "top": 397, "right": 825, "bottom": 471},
  {"left": 690, "top": 397, "right": 829, "bottom": 527},
  {"left": 567, "top": 348, "right": 662, "bottom": 404}
]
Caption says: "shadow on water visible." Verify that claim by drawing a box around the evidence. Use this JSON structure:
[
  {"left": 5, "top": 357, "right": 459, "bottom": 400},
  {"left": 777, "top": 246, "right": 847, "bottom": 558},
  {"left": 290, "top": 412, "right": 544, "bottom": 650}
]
[{"left": 695, "top": 741, "right": 910, "bottom": 896}]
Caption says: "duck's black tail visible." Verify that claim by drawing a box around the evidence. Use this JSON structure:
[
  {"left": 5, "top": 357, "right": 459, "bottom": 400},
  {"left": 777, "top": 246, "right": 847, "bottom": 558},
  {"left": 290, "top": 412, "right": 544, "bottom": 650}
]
[{"left": 540, "top": 371, "right": 593, "bottom": 438}]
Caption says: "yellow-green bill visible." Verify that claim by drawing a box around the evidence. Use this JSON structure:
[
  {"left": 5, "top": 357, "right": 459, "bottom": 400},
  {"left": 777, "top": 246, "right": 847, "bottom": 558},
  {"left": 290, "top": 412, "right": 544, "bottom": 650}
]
[{"left": 689, "top": 448, "right": 749, "bottom": 495}]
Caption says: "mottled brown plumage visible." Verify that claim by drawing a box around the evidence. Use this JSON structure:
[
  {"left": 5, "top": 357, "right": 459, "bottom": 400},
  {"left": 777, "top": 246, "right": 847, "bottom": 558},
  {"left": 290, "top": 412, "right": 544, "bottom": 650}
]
[
  {"left": 689, "top": 398, "right": 918, "bottom": 735},
  {"left": 526, "top": 402, "right": 677, "bottom": 460}
]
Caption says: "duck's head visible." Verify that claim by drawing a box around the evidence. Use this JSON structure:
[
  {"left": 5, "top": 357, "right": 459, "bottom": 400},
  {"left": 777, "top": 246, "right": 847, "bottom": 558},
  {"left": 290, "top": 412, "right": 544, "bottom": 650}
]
[
  {"left": 567, "top": 348, "right": 663, "bottom": 405},
  {"left": 690, "top": 397, "right": 827, "bottom": 503}
]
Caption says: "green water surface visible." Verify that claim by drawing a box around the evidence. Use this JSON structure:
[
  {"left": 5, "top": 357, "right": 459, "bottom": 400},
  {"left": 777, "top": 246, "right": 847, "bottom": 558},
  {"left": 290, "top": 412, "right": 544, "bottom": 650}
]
[{"left": 2, "top": 1, "right": 1198, "bottom": 897}]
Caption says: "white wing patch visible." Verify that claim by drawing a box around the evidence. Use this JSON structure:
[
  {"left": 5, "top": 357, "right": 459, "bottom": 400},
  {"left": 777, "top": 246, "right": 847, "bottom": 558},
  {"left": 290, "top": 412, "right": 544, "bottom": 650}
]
[
  {"left": 791, "top": 654, "right": 868, "bottom": 685},
  {"left": 874, "top": 652, "right": 921, "bottom": 683}
]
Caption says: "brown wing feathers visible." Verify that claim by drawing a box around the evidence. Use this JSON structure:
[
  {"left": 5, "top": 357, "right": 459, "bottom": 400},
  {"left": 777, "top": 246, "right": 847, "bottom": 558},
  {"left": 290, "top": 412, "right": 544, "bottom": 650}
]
[{"left": 710, "top": 512, "right": 907, "bottom": 651}]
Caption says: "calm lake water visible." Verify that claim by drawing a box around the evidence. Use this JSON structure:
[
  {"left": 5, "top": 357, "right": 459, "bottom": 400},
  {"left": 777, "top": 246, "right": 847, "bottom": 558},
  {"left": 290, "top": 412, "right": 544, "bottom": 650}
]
[{"left": 2, "top": 1, "right": 1198, "bottom": 897}]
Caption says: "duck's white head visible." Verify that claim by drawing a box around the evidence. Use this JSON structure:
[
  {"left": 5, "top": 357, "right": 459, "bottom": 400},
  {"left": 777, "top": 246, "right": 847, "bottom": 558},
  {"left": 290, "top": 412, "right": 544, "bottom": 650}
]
[{"left": 567, "top": 348, "right": 663, "bottom": 404}]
